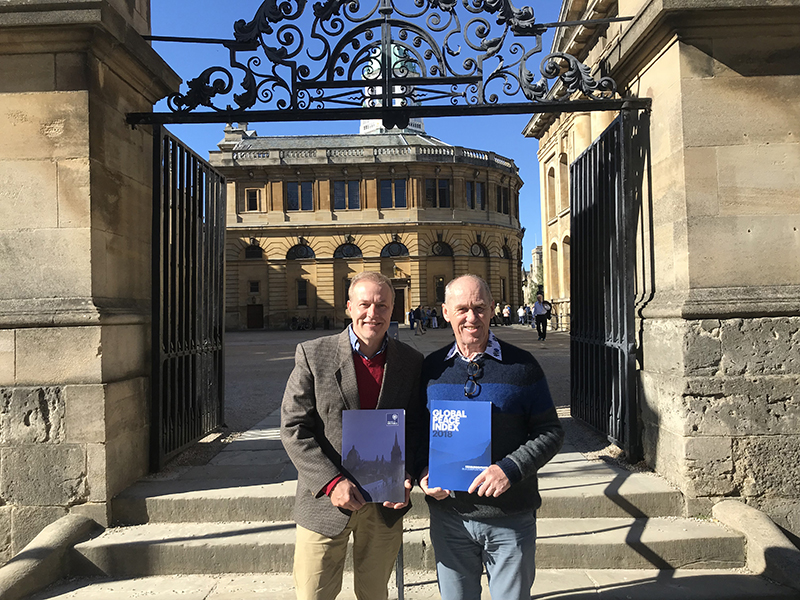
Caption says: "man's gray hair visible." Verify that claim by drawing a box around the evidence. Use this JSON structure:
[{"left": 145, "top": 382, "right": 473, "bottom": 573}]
[
  {"left": 444, "top": 274, "right": 493, "bottom": 305},
  {"left": 348, "top": 271, "right": 395, "bottom": 303}
]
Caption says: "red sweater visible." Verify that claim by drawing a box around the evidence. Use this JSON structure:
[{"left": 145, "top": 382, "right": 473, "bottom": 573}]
[
  {"left": 351, "top": 350, "right": 386, "bottom": 410},
  {"left": 325, "top": 350, "right": 387, "bottom": 496}
]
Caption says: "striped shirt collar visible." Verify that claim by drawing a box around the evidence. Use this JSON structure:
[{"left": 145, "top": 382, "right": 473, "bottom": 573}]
[
  {"left": 445, "top": 331, "right": 503, "bottom": 363},
  {"left": 348, "top": 324, "right": 388, "bottom": 360}
]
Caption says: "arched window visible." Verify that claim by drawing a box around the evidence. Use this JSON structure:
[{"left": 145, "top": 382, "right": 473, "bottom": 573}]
[
  {"left": 547, "top": 166, "right": 557, "bottom": 219},
  {"left": 333, "top": 243, "right": 363, "bottom": 259},
  {"left": 245, "top": 245, "right": 263, "bottom": 259},
  {"left": 559, "top": 153, "right": 570, "bottom": 212},
  {"left": 563, "top": 235, "right": 571, "bottom": 297},
  {"left": 380, "top": 242, "right": 409, "bottom": 257},
  {"left": 550, "top": 242, "right": 560, "bottom": 298},
  {"left": 286, "top": 244, "right": 316, "bottom": 260},
  {"left": 469, "top": 242, "right": 489, "bottom": 258},
  {"left": 501, "top": 245, "right": 512, "bottom": 260},
  {"left": 430, "top": 241, "right": 453, "bottom": 257}
]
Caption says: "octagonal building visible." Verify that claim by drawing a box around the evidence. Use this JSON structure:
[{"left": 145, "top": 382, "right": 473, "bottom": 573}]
[{"left": 210, "top": 121, "right": 524, "bottom": 330}]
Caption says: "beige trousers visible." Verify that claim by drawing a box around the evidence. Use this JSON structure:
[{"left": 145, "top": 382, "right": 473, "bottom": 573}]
[{"left": 293, "top": 504, "right": 403, "bottom": 600}]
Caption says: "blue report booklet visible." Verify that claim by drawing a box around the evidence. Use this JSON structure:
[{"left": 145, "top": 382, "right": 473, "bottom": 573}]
[
  {"left": 341, "top": 409, "right": 405, "bottom": 503},
  {"left": 428, "top": 400, "right": 492, "bottom": 491}
]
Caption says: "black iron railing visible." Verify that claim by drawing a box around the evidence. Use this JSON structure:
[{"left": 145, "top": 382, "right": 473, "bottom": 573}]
[
  {"left": 570, "top": 114, "right": 640, "bottom": 460},
  {"left": 151, "top": 126, "right": 226, "bottom": 471}
]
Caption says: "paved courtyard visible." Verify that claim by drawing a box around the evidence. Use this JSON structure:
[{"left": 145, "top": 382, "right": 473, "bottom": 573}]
[
  {"left": 223, "top": 324, "right": 571, "bottom": 434},
  {"left": 166, "top": 323, "right": 616, "bottom": 475}
]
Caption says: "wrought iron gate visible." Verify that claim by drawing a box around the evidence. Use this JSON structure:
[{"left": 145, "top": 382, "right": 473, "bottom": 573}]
[
  {"left": 151, "top": 126, "right": 226, "bottom": 471},
  {"left": 131, "top": 0, "right": 651, "bottom": 473},
  {"left": 570, "top": 112, "right": 640, "bottom": 460}
]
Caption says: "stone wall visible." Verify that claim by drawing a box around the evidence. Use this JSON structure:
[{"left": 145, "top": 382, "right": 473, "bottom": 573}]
[
  {"left": 606, "top": 2, "right": 800, "bottom": 534},
  {"left": 641, "top": 317, "right": 800, "bottom": 529},
  {"left": 0, "top": 0, "right": 178, "bottom": 563}
]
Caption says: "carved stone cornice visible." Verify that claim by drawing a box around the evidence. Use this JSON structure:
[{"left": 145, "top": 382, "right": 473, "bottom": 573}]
[
  {"left": 637, "top": 285, "right": 800, "bottom": 320},
  {"left": 0, "top": 298, "right": 150, "bottom": 329},
  {"left": 0, "top": 0, "right": 180, "bottom": 103}
]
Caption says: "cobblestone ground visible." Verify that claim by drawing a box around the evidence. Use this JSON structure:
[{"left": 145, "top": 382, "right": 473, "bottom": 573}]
[{"left": 166, "top": 325, "right": 630, "bottom": 471}]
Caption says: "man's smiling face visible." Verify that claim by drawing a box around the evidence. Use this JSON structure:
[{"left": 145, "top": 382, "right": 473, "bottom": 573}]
[
  {"left": 347, "top": 279, "right": 393, "bottom": 353},
  {"left": 443, "top": 277, "right": 493, "bottom": 358}
]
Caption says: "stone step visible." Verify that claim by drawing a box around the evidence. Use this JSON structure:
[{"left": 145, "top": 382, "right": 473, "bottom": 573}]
[
  {"left": 28, "top": 570, "right": 800, "bottom": 600},
  {"left": 72, "top": 517, "right": 744, "bottom": 578},
  {"left": 112, "top": 459, "right": 683, "bottom": 525}
]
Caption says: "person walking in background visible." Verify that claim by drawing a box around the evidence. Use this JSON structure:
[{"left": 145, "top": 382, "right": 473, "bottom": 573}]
[
  {"left": 493, "top": 301, "right": 502, "bottom": 327},
  {"left": 533, "top": 293, "right": 551, "bottom": 341},
  {"left": 281, "top": 271, "right": 424, "bottom": 600},
  {"left": 517, "top": 305, "right": 525, "bottom": 325},
  {"left": 408, "top": 307, "right": 416, "bottom": 334},
  {"left": 414, "top": 305, "right": 426, "bottom": 334},
  {"left": 502, "top": 303, "right": 511, "bottom": 326},
  {"left": 430, "top": 306, "right": 439, "bottom": 329},
  {"left": 415, "top": 274, "right": 564, "bottom": 600}
]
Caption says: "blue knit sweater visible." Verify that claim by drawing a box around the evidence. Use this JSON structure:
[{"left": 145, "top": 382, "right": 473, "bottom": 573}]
[{"left": 418, "top": 339, "right": 564, "bottom": 519}]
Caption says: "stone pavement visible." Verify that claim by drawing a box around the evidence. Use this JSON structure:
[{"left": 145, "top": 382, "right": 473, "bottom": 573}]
[
  {"left": 21, "top": 326, "right": 800, "bottom": 599},
  {"left": 25, "top": 568, "right": 800, "bottom": 599}
]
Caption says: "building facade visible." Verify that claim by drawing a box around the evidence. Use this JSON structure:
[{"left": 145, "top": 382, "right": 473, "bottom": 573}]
[
  {"left": 524, "top": 0, "right": 800, "bottom": 535},
  {"left": 210, "top": 123, "right": 525, "bottom": 330}
]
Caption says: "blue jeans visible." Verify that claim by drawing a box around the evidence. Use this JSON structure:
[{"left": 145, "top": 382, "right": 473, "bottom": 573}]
[{"left": 429, "top": 507, "right": 537, "bottom": 600}]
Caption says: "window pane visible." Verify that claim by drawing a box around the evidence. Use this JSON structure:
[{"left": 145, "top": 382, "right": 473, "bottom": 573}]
[
  {"left": 247, "top": 190, "right": 258, "bottom": 211},
  {"left": 477, "top": 182, "right": 485, "bottom": 210},
  {"left": 297, "top": 279, "right": 308, "bottom": 306},
  {"left": 301, "top": 181, "right": 313, "bottom": 211},
  {"left": 249, "top": 281, "right": 260, "bottom": 293},
  {"left": 425, "top": 179, "right": 436, "bottom": 208},
  {"left": 496, "top": 185, "right": 502, "bottom": 212},
  {"left": 333, "top": 181, "right": 346, "bottom": 210},
  {"left": 394, "top": 179, "right": 406, "bottom": 208},
  {"left": 439, "top": 179, "right": 450, "bottom": 208},
  {"left": 466, "top": 181, "right": 474, "bottom": 209},
  {"left": 380, "top": 180, "right": 393, "bottom": 208},
  {"left": 502, "top": 187, "right": 509, "bottom": 214},
  {"left": 348, "top": 181, "right": 360, "bottom": 210},
  {"left": 287, "top": 183, "right": 299, "bottom": 211}
]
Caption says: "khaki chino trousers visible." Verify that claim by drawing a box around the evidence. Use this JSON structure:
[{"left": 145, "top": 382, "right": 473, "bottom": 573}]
[{"left": 293, "top": 504, "right": 403, "bottom": 600}]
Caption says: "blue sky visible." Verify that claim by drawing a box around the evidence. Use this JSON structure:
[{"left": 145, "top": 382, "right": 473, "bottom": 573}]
[{"left": 150, "top": 1, "right": 564, "bottom": 263}]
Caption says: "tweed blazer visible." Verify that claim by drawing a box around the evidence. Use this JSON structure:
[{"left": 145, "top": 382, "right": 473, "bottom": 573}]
[{"left": 280, "top": 329, "right": 424, "bottom": 538}]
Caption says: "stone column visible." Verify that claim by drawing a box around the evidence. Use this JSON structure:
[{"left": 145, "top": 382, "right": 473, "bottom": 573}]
[
  {"left": 315, "top": 259, "right": 336, "bottom": 326},
  {"left": 608, "top": 3, "right": 800, "bottom": 534},
  {"left": 409, "top": 260, "right": 427, "bottom": 308},
  {"left": 0, "top": 0, "right": 179, "bottom": 560},
  {"left": 268, "top": 262, "right": 289, "bottom": 328}
]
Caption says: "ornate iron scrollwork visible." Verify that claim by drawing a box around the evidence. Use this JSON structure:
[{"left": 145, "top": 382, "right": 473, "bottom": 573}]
[{"left": 165, "top": 0, "right": 618, "bottom": 116}]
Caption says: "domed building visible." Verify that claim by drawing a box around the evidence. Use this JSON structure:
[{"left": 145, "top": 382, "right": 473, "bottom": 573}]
[{"left": 210, "top": 120, "right": 524, "bottom": 330}]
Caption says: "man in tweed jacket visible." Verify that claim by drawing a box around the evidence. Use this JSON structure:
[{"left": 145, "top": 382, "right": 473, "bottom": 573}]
[{"left": 281, "top": 271, "right": 424, "bottom": 600}]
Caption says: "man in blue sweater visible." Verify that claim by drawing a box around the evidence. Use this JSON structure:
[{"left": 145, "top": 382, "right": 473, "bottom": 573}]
[{"left": 417, "top": 274, "right": 564, "bottom": 600}]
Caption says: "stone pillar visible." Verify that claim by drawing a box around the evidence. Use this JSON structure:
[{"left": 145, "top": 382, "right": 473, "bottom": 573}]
[
  {"left": 268, "top": 262, "right": 289, "bottom": 328},
  {"left": 316, "top": 259, "right": 336, "bottom": 325},
  {"left": 0, "top": 0, "right": 179, "bottom": 561},
  {"left": 608, "top": 3, "right": 800, "bottom": 534},
  {"left": 487, "top": 257, "right": 501, "bottom": 303},
  {"left": 409, "top": 260, "right": 427, "bottom": 308}
]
